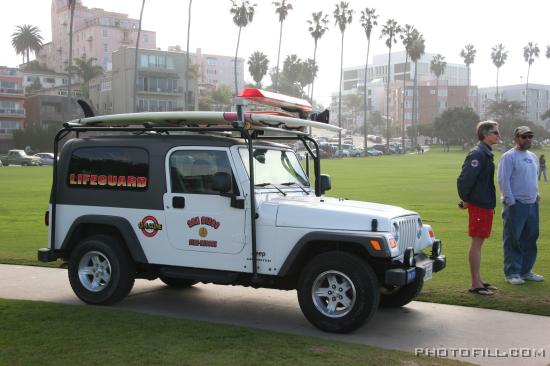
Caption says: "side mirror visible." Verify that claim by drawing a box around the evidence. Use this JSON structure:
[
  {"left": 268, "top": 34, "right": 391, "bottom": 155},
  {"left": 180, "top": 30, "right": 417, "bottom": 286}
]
[
  {"left": 320, "top": 174, "right": 331, "bottom": 194},
  {"left": 212, "top": 172, "right": 232, "bottom": 193}
]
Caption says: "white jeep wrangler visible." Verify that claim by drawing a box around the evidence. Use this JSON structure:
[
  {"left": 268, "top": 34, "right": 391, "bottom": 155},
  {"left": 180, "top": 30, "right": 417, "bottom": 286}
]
[{"left": 38, "top": 90, "right": 445, "bottom": 333}]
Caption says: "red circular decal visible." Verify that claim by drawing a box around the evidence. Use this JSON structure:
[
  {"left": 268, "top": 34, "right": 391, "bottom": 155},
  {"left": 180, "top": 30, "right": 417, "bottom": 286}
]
[{"left": 139, "top": 216, "right": 162, "bottom": 237}]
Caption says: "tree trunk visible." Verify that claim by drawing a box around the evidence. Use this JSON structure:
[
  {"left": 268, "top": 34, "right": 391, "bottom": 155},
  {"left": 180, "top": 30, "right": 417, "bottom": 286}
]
[
  {"left": 234, "top": 26, "right": 242, "bottom": 96},
  {"left": 401, "top": 54, "right": 408, "bottom": 154},
  {"left": 466, "top": 65, "right": 470, "bottom": 107},
  {"left": 525, "top": 64, "right": 531, "bottom": 118},
  {"left": 386, "top": 46, "right": 392, "bottom": 152},
  {"left": 496, "top": 67, "right": 499, "bottom": 101},
  {"left": 67, "top": 2, "right": 75, "bottom": 120},
  {"left": 185, "top": 0, "right": 192, "bottom": 111},
  {"left": 309, "top": 40, "right": 318, "bottom": 103},
  {"left": 412, "top": 61, "right": 418, "bottom": 148},
  {"left": 363, "top": 39, "right": 370, "bottom": 152},
  {"left": 338, "top": 31, "right": 344, "bottom": 149},
  {"left": 275, "top": 20, "right": 283, "bottom": 93},
  {"left": 133, "top": 0, "right": 145, "bottom": 113}
]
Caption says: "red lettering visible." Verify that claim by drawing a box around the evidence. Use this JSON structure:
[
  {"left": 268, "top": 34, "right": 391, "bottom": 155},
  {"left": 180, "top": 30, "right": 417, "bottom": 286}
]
[
  {"left": 127, "top": 176, "right": 137, "bottom": 187},
  {"left": 108, "top": 175, "right": 117, "bottom": 186},
  {"left": 82, "top": 174, "right": 90, "bottom": 185},
  {"left": 137, "top": 176, "right": 147, "bottom": 188},
  {"left": 69, "top": 174, "right": 76, "bottom": 185},
  {"left": 89, "top": 175, "right": 97, "bottom": 185},
  {"left": 98, "top": 175, "right": 107, "bottom": 186},
  {"left": 77, "top": 174, "right": 83, "bottom": 184},
  {"left": 187, "top": 216, "right": 200, "bottom": 228},
  {"left": 117, "top": 175, "right": 127, "bottom": 187}
]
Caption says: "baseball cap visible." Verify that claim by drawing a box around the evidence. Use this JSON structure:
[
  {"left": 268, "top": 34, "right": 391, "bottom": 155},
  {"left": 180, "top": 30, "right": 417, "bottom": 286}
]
[{"left": 514, "top": 126, "right": 533, "bottom": 137}]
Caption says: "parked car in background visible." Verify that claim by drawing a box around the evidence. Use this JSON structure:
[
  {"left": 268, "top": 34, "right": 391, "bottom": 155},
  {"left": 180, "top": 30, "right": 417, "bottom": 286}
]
[
  {"left": 366, "top": 148, "right": 383, "bottom": 156},
  {"left": 0, "top": 149, "right": 42, "bottom": 166},
  {"left": 34, "top": 152, "right": 55, "bottom": 166}
]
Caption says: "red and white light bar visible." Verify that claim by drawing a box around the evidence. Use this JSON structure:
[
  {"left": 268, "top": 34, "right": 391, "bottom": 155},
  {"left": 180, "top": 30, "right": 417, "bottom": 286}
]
[{"left": 239, "top": 88, "right": 312, "bottom": 113}]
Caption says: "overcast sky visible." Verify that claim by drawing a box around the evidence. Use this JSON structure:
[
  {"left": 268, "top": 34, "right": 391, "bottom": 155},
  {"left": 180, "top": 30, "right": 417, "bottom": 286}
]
[{"left": 2, "top": 0, "right": 550, "bottom": 106}]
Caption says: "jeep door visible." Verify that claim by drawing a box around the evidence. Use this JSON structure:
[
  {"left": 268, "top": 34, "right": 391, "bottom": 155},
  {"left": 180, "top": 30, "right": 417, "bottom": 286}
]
[{"left": 163, "top": 147, "right": 246, "bottom": 255}]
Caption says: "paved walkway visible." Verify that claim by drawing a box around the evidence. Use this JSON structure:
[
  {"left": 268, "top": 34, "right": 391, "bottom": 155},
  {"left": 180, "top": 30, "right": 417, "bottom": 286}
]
[{"left": 1, "top": 264, "right": 548, "bottom": 366}]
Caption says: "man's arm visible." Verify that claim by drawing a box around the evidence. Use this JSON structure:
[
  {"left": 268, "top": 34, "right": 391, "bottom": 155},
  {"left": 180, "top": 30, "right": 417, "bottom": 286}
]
[
  {"left": 498, "top": 153, "right": 515, "bottom": 206},
  {"left": 457, "top": 151, "right": 483, "bottom": 202}
]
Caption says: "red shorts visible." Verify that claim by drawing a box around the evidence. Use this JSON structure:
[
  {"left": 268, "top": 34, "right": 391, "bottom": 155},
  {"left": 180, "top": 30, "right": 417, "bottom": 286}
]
[{"left": 467, "top": 204, "right": 494, "bottom": 239}]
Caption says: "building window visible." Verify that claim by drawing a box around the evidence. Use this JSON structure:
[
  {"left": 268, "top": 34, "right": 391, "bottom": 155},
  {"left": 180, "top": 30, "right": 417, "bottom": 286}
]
[
  {"left": 103, "top": 44, "right": 109, "bottom": 52},
  {"left": 207, "top": 58, "right": 217, "bottom": 66},
  {"left": 0, "top": 120, "right": 21, "bottom": 134},
  {"left": 44, "top": 78, "right": 55, "bottom": 84},
  {"left": 143, "top": 34, "right": 149, "bottom": 43}
]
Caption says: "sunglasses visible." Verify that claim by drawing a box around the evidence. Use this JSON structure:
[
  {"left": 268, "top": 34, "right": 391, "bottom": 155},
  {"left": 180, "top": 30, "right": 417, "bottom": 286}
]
[
  {"left": 489, "top": 131, "right": 500, "bottom": 135},
  {"left": 520, "top": 134, "right": 534, "bottom": 140}
]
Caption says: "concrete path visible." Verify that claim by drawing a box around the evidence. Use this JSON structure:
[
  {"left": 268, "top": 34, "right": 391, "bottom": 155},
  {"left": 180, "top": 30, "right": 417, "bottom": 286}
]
[{"left": 1, "top": 264, "right": 548, "bottom": 366}]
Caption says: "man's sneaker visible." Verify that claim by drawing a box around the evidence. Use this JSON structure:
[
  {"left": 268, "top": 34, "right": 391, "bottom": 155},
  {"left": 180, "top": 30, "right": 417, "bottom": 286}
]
[
  {"left": 506, "top": 276, "right": 525, "bottom": 285},
  {"left": 521, "top": 272, "right": 544, "bottom": 282}
]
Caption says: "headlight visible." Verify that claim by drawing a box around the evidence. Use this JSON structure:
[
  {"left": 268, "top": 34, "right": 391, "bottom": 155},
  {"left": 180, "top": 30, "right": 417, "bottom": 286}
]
[{"left": 391, "top": 222, "right": 399, "bottom": 242}]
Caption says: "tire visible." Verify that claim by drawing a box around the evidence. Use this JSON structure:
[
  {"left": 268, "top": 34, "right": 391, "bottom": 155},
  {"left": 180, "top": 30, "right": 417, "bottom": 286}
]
[
  {"left": 159, "top": 276, "right": 197, "bottom": 288},
  {"left": 379, "top": 275, "right": 424, "bottom": 308},
  {"left": 68, "top": 234, "right": 135, "bottom": 305},
  {"left": 297, "top": 251, "right": 380, "bottom": 333}
]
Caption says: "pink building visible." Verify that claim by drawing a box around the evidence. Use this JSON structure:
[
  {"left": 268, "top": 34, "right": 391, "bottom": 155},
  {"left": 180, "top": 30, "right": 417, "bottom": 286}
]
[
  {"left": 0, "top": 67, "right": 25, "bottom": 150},
  {"left": 38, "top": 0, "right": 156, "bottom": 73}
]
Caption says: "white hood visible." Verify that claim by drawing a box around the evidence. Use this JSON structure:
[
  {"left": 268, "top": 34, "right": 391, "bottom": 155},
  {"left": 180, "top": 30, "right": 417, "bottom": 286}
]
[{"left": 268, "top": 195, "right": 417, "bottom": 232}]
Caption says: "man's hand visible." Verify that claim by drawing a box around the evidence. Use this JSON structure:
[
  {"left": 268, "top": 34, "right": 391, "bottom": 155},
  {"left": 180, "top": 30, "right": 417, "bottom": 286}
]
[{"left": 458, "top": 200, "right": 469, "bottom": 209}]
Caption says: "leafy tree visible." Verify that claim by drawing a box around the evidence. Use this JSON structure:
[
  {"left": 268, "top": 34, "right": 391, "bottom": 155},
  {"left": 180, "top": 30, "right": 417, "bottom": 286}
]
[
  {"left": 433, "top": 107, "right": 480, "bottom": 144},
  {"left": 430, "top": 54, "right": 447, "bottom": 112},
  {"left": 272, "top": 0, "right": 293, "bottom": 92},
  {"left": 380, "top": 18, "right": 401, "bottom": 150},
  {"left": 491, "top": 43, "right": 508, "bottom": 100},
  {"left": 344, "top": 94, "right": 362, "bottom": 130},
  {"left": 67, "top": 57, "right": 104, "bottom": 99},
  {"left": 133, "top": 0, "right": 146, "bottom": 112},
  {"left": 298, "top": 58, "right": 317, "bottom": 89},
  {"left": 185, "top": 0, "right": 193, "bottom": 110},
  {"left": 20, "top": 60, "right": 54, "bottom": 73},
  {"left": 307, "top": 11, "right": 329, "bottom": 102},
  {"left": 333, "top": 1, "right": 354, "bottom": 147},
  {"left": 247, "top": 51, "right": 269, "bottom": 87},
  {"left": 400, "top": 25, "right": 416, "bottom": 153},
  {"left": 460, "top": 44, "right": 476, "bottom": 106},
  {"left": 542, "top": 108, "right": 550, "bottom": 121},
  {"left": 369, "top": 110, "right": 385, "bottom": 134},
  {"left": 11, "top": 24, "right": 43, "bottom": 63},
  {"left": 523, "top": 42, "right": 540, "bottom": 117},
  {"left": 209, "top": 85, "right": 233, "bottom": 110},
  {"left": 13, "top": 123, "right": 63, "bottom": 152},
  {"left": 230, "top": 0, "right": 257, "bottom": 95},
  {"left": 359, "top": 7, "right": 378, "bottom": 152},
  {"left": 25, "top": 77, "right": 43, "bottom": 95},
  {"left": 408, "top": 31, "right": 425, "bottom": 148}
]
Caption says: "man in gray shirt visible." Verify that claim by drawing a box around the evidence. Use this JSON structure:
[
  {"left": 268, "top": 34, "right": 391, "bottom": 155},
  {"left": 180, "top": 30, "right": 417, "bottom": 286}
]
[{"left": 497, "top": 126, "right": 544, "bottom": 285}]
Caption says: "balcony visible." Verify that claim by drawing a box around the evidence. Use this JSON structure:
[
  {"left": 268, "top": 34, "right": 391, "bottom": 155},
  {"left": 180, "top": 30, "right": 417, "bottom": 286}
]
[
  {"left": 137, "top": 87, "right": 184, "bottom": 96},
  {"left": 0, "top": 88, "right": 24, "bottom": 95},
  {"left": 0, "top": 108, "right": 25, "bottom": 117}
]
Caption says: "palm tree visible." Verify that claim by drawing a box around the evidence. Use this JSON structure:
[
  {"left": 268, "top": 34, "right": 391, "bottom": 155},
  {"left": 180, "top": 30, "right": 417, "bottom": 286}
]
[
  {"left": 230, "top": 0, "right": 257, "bottom": 96},
  {"left": 380, "top": 19, "right": 401, "bottom": 151},
  {"left": 333, "top": 1, "right": 354, "bottom": 148},
  {"left": 359, "top": 8, "right": 378, "bottom": 152},
  {"left": 307, "top": 11, "right": 329, "bottom": 103},
  {"left": 490, "top": 44, "right": 508, "bottom": 101},
  {"left": 272, "top": 0, "right": 293, "bottom": 92},
  {"left": 11, "top": 25, "right": 44, "bottom": 64},
  {"left": 248, "top": 51, "right": 269, "bottom": 87},
  {"left": 185, "top": 0, "right": 193, "bottom": 110},
  {"left": 460, "top": 44, "right": 476, "bottom": 107},
  {"left": 132, "top": 0, "right": 146, "bottom": 113},
  {"left": 430, "top": 54, "right": 446, "bottom": 114},
  {"left": 523, "top": 42, "right": 540, "bottom": 118},
  {"left": 67, "top": 57, "right": 104, "bottom": 99},
  {"left": 408, "top": 32, "right": 425, "bottom": 148},
  {"left": 67, "top": 0, "right": 76, "bottom": 118},
  {"left": 399, "top": 24, "right": 416, "bottom": 153}
]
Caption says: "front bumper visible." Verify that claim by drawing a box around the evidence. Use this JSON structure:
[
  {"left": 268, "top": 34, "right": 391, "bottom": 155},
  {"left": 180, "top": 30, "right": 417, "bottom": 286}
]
[
  {"left": 37, "top": 248, "right": 62, "bottom": 262},
  {"left": 384, "top": 251, "right": 446, "bottom": 287}
]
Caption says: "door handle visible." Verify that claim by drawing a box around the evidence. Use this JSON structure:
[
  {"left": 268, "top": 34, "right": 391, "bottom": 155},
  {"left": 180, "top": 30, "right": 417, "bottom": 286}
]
[{"left": 172, "top": 196, "right": 185, "bottom": 209}]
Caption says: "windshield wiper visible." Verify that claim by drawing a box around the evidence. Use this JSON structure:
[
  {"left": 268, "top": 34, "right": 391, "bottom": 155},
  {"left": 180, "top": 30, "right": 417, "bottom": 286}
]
[
  {"left": 280, "top": 182, "right": 310, "bottom": 195},
  {"left": 254, "top": 182, "right": 287, "bottom": 196}
]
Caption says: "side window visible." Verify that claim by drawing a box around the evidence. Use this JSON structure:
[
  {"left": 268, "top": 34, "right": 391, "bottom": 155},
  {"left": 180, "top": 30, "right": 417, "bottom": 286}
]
[
  {"left": 169, "top": 150, "right": 234, "bottom": 194},
  {"left": 68, "top": 147, "right": 149, "bottom": 190}
]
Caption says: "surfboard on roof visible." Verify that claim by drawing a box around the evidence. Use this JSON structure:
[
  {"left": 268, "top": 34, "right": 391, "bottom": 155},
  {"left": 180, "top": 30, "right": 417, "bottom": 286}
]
[{"left": 67, "top": 89, "right": 340, "bottom": 132}]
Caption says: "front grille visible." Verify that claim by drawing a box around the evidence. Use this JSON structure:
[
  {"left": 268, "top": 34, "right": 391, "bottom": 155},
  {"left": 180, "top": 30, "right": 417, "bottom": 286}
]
[{"left": 394, "top": 215, "right": 419, "bottom": 254}]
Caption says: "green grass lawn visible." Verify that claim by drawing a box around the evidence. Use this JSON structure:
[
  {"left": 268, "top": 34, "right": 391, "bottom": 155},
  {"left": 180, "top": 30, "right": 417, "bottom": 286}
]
[
  {"left": 0, "top": 147, "right": 549, "bottom": 316},
  {"left": 0, "top": 299, "right": 469, "bottom": 366}
]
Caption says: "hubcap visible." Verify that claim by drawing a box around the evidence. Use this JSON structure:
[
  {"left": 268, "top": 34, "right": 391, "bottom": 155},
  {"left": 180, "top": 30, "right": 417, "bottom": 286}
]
[
  {"left": 78, "top": 251, "right": 112, "bottom": 292},
  {"left": 311, "top": 270, "right": 356, "bottom": 318}
]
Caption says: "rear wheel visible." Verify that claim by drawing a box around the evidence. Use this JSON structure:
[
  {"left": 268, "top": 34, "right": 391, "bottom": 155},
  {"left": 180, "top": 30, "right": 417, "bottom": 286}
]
[
  {"left": 379, "top": 275, "right": 423, "bottom": 308},
  {"left": 68, "top": 234, "right": 135, "bottom": 305},
  {"left": 159, "top": 276, "right": 197, "bottom": 288},
  {"left": 297, "top": 251, "right": 379, "bottom": 333}
]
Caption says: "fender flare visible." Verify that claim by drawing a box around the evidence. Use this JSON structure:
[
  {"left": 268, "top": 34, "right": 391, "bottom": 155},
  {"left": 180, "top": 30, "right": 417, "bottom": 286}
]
[
  {"left": 60, "top": 215, "right": 148, "bottom": 263},
  {"left": 278, "top": 231, "right": 390, "bottom": 276}
]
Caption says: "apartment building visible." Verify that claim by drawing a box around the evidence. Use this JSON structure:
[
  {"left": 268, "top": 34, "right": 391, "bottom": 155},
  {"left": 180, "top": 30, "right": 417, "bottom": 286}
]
[
  {"left": 192, "top": 48, "right": 245, "bottom": 94},
  {"left": 0, "top": 67, "right": 25, "bottom": 150}
]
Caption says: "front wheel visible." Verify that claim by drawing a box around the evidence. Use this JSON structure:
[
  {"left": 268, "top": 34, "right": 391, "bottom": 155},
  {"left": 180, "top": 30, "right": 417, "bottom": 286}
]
[
  {"left": 297, "top": 251, "right": 380, "bottom": 333},
  {"left": 68, "top": 234, "right": 135, "bottom": 305}
]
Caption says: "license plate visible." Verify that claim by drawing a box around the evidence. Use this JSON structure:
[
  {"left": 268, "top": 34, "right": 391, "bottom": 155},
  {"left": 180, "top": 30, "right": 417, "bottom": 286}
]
[{"left": 423, "top": 262, "right": 433, "bottom": 281}]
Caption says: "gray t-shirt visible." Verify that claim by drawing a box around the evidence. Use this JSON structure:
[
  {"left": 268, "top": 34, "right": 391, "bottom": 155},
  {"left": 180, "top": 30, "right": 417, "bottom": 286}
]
[{"left": 497, "top": 148, "right": 539, "bottom": 206}]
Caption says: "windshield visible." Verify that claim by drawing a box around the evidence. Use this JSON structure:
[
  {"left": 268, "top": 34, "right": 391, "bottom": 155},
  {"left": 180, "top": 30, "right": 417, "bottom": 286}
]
[{"left": 239, "top": 148, "right": 309, "bottom": 187}]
